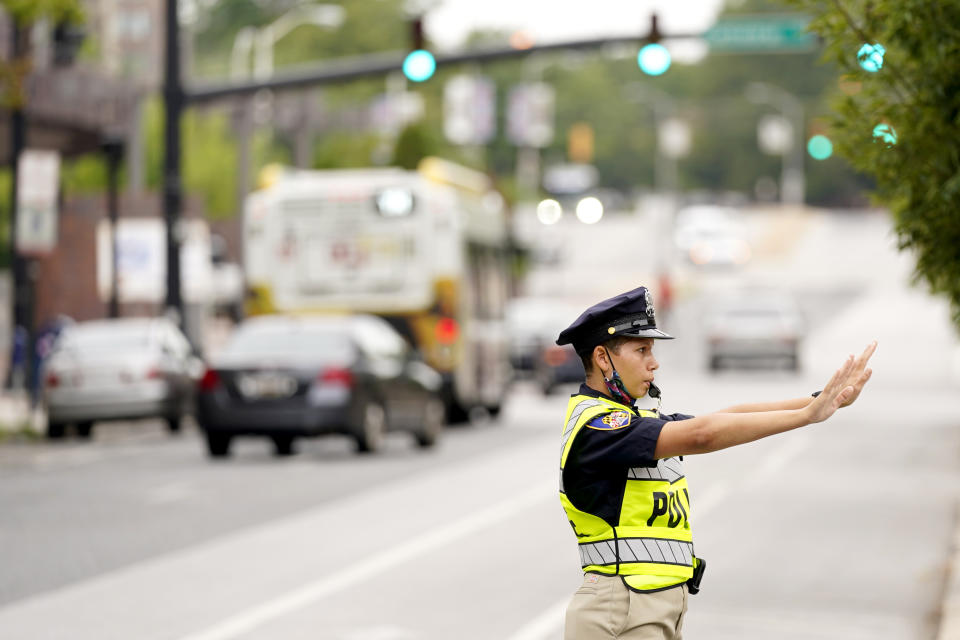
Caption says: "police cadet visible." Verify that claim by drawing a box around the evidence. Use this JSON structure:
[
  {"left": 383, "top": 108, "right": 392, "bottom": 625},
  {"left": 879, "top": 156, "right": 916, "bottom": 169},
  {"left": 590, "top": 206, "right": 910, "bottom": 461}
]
[{"left": 555, "top": 286, "right": 876, "bottom": 639}]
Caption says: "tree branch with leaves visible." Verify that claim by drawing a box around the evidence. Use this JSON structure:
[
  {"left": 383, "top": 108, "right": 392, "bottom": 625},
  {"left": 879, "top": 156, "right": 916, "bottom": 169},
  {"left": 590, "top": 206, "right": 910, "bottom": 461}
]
[
  {"left": 0, "top": 0, "right": 83, "bottom": 26},
  {"left": 795, "top": 0, "right": 960, "bottom": 331}
]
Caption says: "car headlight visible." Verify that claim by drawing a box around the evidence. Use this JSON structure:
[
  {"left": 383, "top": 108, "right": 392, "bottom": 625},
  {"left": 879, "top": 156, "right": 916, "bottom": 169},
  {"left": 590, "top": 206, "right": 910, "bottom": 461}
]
[{"left": 374, "top": 188, "right": 415, "bottom": 217}]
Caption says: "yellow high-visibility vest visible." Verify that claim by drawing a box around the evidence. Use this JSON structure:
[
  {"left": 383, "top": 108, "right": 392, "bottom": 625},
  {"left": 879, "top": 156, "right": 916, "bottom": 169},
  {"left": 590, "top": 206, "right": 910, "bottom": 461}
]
[{"left": 559, "top": 393, "right": 698, "bottom": 591}]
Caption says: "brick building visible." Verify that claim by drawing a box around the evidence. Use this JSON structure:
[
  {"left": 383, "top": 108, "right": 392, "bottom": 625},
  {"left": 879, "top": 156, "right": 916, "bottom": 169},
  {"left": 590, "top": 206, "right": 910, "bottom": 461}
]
[
  {"left": 33, "top": 193, "right": 206, "bottom": 327},
  {"left": 1, "top": 7, "right": 147, "bottom": 383}
]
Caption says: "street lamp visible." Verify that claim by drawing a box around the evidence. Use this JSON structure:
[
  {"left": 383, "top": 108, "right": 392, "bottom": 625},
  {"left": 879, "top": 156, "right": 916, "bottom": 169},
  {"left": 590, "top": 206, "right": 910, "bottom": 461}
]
[
  {"left": 627, "top": 84, "right": 688, "bottom": 196},
  {"left": 227, "top": 4, "right": 346, "bottom": 230},
  {"left": 745, "top": 81, "right": 805, "bottom": 205},
  {"left": 230, "top": 4, "right": 346, "bottom": 80},
  {"left": 626, "top": 84, "right": 689, "bottom": 284}
]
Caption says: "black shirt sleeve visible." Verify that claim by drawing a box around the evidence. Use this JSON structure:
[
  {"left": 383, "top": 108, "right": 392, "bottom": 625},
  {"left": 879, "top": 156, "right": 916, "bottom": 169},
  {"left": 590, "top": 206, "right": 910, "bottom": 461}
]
[
  {"left": 573, "top": 415, "right": 666, "bottom": 470},
  {"left": 572, "top": 411, "right": 693, "bottom": 470},
  {"left": 563, "top": 410, "right": 694, "bottom": 526}
]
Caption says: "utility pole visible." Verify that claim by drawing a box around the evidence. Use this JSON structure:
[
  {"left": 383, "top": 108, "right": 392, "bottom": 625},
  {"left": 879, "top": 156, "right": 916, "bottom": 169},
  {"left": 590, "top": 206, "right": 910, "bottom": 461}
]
[
  {"left": 163, "top": 0, "right": 183, "bottom": 323},
  {"left": 746, "top": 82, "right": 805, "bottom": 205},
  {"left": 103, "top": 138, "right": 124, "bottom": 318},
  {"left": 7, "top": 21, "right": 30, "bottom": 390}
]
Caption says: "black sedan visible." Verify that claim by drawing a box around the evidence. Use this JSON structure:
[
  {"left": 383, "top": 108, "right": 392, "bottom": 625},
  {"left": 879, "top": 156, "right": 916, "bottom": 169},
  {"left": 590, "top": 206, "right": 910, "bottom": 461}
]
[
  {"left": 535, "top": 343, "right": 586, "bottom": 395},
  {"left": 196, "top": 314, "right": 445, "bottom": 458}
]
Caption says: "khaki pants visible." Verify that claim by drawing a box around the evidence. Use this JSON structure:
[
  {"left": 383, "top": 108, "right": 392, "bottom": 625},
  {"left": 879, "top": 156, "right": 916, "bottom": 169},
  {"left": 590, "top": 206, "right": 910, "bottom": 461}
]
[{"left": 564, "top": 574, "right": 688, "bottom": 639}]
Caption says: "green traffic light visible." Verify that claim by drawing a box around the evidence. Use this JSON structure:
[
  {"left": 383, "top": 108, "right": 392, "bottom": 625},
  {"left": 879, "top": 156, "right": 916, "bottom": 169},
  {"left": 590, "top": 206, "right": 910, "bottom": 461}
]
[
  {"left": 872, "top": 123, "right": 897, "bottom": 147},
  {"left": 807, "top": 135, "right": 833, "bottom": 160},
  {"left": 857, "top": 43, "right": 885, "bottom": 73},
  {"left": 403, "top": 50, "right": 436, "bottom": 82},
  {"left": 637, "top": 43, "right": 671, "bottom": 76}
]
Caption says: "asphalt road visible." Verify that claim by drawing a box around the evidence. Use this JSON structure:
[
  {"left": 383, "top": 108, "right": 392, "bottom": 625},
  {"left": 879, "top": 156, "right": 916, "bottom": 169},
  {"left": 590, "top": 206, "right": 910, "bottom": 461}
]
[{"left": 1, "top": 207, "right": 958, "bottom": 639}]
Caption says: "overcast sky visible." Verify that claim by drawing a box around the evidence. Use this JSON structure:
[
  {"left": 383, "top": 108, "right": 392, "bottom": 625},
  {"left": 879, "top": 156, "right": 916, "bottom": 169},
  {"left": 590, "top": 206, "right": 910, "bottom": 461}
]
[{"left": 425, "top": 0, "right": 727, "bottom": 50}]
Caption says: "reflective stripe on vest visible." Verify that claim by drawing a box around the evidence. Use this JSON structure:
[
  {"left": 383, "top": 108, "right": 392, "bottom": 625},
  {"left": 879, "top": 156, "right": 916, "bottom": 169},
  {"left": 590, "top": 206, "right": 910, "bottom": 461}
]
[
  {"left": 559, "top": 393, "right": 696, "bottom": 589},
  {"left": 561, "top": 399, "right": 603, "bottom": 455},
  {"left": 627, "top": 458, "right": 685, "bottom": 484},
  {"left": 579, "top": 537, "right": 694, "bottom": 569},
  {"left": 559, "top": 398, "right": 604, "bottom": 493}
]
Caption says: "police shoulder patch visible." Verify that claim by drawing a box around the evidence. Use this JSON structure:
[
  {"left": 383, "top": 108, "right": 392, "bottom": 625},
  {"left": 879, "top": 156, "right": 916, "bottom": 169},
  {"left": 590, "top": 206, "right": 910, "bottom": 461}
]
[{"left": 588, "top": 410, "right": 632, "bottom": 430}]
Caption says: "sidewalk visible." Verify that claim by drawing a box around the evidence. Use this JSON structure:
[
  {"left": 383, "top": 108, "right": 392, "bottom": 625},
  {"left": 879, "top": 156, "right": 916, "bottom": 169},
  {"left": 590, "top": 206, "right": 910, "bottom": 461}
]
[
  {"left": 939, "top": 517, "right": 960, "bottom": 640},
  {"left": 0, "top": 390, "right": 45, "bottom": 437}
]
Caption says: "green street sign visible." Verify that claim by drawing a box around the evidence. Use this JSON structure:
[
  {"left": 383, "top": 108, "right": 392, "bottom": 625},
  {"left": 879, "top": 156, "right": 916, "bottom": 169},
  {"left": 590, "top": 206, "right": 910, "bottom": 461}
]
[{"left": 705, "top": 15, "right": 817, "bottom": 52}]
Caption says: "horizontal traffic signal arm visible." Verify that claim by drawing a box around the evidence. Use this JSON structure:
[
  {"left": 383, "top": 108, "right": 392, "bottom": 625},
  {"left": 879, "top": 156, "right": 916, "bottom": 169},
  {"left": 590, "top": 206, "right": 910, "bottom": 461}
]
[{"left": 185, "top": 32, "right": 699, "bottom": 105}]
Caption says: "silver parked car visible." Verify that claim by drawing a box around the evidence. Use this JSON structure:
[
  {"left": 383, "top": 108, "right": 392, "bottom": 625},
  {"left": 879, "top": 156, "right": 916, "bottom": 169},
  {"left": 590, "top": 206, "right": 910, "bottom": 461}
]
[
  {"left": 704, "top": 291, "right": 805, "bottom": 371},
  {"left": 43, "top": 317, "right": 202, "bottom": 439}
]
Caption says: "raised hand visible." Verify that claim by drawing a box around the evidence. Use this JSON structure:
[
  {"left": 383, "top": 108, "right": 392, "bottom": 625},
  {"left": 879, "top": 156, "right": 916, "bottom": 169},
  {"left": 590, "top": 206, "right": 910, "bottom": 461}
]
[
  {"left": 805, "top": 355, "right": 859, "bottom": 424},
  {"left": 839, "top": 341, "right": 877, "bottom": 408}
]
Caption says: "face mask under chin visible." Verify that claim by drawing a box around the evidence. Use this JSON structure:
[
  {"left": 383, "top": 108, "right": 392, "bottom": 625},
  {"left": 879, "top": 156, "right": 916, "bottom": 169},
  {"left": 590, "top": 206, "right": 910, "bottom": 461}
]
[
  {"left": 604, "top": 371, "right": 634, "bottom": 404},
  {"left": 602, "top": 347, "right": 635, "bottom": 404}
]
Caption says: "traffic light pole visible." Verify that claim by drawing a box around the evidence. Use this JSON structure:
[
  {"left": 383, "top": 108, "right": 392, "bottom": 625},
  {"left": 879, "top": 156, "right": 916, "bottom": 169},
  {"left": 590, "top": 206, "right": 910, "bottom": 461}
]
[
  {"left": 160, "top": 17, "right": 691, "bottom": 330},
  {"left": 6, "top": 21, "right": 31, "bottom": 391},
  {"left": 163, "top": 0, "right": 183, "bottom": 323},
  {"left": 103, "top": 138, "right": 124, "bottom": 319},
  {"left": 185, "top": 28, "right": 700, "bottom": 105},
  {"left": 154, "top": 12, "right": 813, "bottom": 331}
]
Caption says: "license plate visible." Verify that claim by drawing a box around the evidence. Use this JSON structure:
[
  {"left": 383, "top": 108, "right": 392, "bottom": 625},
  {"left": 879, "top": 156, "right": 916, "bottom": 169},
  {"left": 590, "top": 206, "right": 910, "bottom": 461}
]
[{"left": 237, "top": 373, "right": 298, "bottom": 399}]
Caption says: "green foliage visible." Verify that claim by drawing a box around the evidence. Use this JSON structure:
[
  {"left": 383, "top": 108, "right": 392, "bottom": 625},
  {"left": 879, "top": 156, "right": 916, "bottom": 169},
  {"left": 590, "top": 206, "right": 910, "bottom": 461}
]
[
  {"left": 312, "top": 132, "right": 381, "bottom": 169},
  {"left": 191, "top": 0, "right": 409, "bottom": 79},
  {"left": 391, "top": 122, "right": 440, "bottom": 169},
  {"left": 796, "top": 0, "right": 960, "bottom": 330},
  {"left": 141, "top": 99, "right": 288, "bottom": 219},
  {"left": 251, "top": 129, "right": 293, "bottom": 184},
  {"left": 406, "top": 10, "right": 871, "bottom": 205},
  {"left": 0, "top": 0, "right": 83, "bottom": 25},
  {"left": 543, "top": 56, "right": 655, "bottom": 193},
  {"left": 39, "top": 0, "right": 877, "bottom": 230},
  {"left": 182, "top": 109, "right": 239, "bottom": 218},
  {"left": 181, "top": 0, "right": 873, "bottom": 209},
  {"left": 187, "top": 0, "right": 413, "bottom": 198},
  {"left": 143, "top": 99, "right": 238, "bottom": 213},
  {"left": 61, "top": 155, "right": 108, "bottom": 194}
]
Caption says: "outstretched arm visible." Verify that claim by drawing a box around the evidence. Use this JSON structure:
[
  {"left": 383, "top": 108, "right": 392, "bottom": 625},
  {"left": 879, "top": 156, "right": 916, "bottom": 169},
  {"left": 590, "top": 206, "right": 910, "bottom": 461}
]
[
  {"left": 654, "top": 344, "right": 876, "bottom": 459},
  {"left": 716, "top": 341, "right": 877, "bottom": 414},
  {"left": 718, "top": 396, "right": 814, "bottom": 413}
]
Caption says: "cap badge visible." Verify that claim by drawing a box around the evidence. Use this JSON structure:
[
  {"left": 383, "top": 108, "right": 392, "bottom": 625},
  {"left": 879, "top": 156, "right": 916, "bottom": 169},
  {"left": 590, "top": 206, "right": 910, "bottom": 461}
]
[
  {"left": 645, "top": 289, "right": 656, "bottom": 317},
  {"left": 608, "top": 327, "right": 616, "bottom": 334}
]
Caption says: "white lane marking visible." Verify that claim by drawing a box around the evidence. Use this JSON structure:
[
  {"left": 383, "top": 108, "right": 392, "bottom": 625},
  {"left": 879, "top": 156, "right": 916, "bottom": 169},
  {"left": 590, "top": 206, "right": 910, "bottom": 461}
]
[
  {"left": 507, "top": 435, "right": 811, "bottom": 640},
  {"left": 178, "top": 483, "right": 551, "bottom": 640}
]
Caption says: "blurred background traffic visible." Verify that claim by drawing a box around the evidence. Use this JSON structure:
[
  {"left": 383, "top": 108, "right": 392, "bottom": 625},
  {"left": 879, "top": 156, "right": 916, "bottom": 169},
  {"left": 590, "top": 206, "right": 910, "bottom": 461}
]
[{"left": 1, "top": 0, "right": 959, "bottom": 638}]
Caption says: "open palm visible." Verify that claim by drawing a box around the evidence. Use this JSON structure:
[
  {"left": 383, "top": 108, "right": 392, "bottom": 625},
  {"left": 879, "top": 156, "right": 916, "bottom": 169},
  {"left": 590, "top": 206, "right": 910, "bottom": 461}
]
[
  {"left": 807, "top": 355, "right": 859, "bottom": 424},
  {"left": 839, "top": 341, "right": 877, "bottom": 408}
]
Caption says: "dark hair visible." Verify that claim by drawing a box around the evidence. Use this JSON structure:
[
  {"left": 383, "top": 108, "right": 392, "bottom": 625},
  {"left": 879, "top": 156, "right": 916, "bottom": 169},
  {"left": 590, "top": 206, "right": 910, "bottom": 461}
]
[{"left": 579, "top": 336, "right": 631, "bottom": 376}]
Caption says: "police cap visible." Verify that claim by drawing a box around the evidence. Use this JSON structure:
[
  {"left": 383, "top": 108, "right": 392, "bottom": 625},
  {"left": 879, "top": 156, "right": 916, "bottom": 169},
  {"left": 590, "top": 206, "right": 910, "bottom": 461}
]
[{"left": 556, "top": 286, "right": 673, "bottom": 354}]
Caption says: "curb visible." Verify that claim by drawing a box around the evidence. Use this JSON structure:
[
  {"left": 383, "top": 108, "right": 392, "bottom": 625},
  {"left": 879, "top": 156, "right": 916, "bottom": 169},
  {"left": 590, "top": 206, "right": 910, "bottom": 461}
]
[
  {"left": 939, "top": 513, "right": 960, "bottom": 640},
  {"left": 0, "top": 391, "right": 44, "bottom": 436}
]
